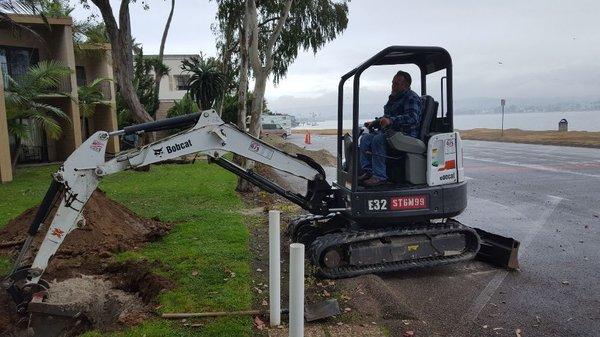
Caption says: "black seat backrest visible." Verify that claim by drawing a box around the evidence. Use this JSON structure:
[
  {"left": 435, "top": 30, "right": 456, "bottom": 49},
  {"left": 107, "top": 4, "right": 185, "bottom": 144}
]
[{"left": 419, "top": 95, "right": 439, "bottom": 141}]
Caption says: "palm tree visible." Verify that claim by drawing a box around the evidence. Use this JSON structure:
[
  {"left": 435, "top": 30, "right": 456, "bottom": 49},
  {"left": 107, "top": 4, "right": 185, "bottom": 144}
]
[
  {"left": 77, "top": 77, "right": 112, "bottom": 139},
  {"left": 180, "top": 55, "right": 225, "bottom": 111},
  {"left": 167, "top": 93, "right": 199, "bottom": 118},
  {"left": 4, "top": 60, "right": 72, "bottom": 166}
]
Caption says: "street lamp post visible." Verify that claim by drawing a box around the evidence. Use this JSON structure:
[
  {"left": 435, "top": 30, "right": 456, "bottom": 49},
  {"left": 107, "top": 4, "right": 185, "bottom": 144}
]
[{"left": 501, "top": 98, "right": 506, "bottom": 136}]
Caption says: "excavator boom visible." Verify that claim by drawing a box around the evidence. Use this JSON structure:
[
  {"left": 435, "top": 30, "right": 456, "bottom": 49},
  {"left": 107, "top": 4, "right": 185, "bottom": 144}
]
[{"left": 2, "top": 109, "right": 334, "bottom": 314}]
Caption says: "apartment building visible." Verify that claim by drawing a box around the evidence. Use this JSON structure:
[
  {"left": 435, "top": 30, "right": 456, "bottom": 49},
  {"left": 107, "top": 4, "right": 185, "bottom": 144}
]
[
  {"left": 0, "top": 14, "right": 118, "bottom": 182},
  {"left": 148, "top": 54, "right": 198, "bottom": 120}
]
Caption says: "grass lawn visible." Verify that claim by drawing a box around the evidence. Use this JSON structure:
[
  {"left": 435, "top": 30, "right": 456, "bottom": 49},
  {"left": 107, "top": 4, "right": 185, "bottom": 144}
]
[
  {"left": 0, "top": 162, "right": 253, "bottom": 336},
  {"left": 0, "top": 164, "right": 59, "bottom": 276}
]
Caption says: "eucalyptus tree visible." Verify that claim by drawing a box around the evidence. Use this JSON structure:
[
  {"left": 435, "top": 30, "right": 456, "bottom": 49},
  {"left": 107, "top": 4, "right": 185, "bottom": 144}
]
[
  {"left": 213, "top": 0, "right": 348, "bottom": 135},
  {"left": 245, "top": 0, "right": 348, "bottom": 136},
  {"left": 213, "top": 0, "right": 348, "bottom": 190},
  {"left": 79, "top": 0, "right": 154, "bottom": 123}
]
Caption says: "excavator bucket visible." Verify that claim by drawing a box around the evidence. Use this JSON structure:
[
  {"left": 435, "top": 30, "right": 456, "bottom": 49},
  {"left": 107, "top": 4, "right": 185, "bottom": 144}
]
[
  {"left": 473, "top": 228, "right": 520, "bottom": 270},
  {"left": 26, "top": 292, "right": 91, "bottom": 337}
]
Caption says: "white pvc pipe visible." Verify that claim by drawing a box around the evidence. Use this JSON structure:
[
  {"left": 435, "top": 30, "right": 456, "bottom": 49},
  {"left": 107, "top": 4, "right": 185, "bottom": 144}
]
[
  {"left": 268, "top": 210, "right": 281, "bottom": 326},
  {"left": 289, "top": 243, "right": 305, "bottom": 337}
]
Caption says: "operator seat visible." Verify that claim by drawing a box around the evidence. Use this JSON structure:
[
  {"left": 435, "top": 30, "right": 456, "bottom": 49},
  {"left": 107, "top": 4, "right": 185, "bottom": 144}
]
[{"left": 385, "top": 95, "right": 439, "bottom": 185}]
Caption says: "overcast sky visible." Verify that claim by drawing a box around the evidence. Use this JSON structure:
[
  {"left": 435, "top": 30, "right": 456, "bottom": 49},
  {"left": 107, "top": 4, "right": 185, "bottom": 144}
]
[{"left": 71, "top": 0, "right": 600, "bottom": 117}]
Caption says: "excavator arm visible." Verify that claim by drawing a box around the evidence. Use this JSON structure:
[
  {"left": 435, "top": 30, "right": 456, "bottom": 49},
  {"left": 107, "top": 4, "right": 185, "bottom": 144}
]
[{"left": 2, "top": 109, "right": 334, "bottom": 313}]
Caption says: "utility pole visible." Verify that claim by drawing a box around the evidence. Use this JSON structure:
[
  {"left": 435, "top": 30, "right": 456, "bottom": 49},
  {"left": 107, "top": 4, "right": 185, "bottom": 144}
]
[{"left": 500, "top": 98, "right": 506, "bottom": 136}]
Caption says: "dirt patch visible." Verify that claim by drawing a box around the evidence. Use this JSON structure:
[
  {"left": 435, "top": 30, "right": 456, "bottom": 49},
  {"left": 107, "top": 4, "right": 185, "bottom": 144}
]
[
  {"left": 336, "top": 274, "right": 417, "bottom": 321},
  {"left": 459, "top": 128, "right": 600, "bottom": 148},
  {"left": 0, "top": 262, "right": 172, "bottom": 337},
  {"left": 45, "top": 275, "right": 151, "bottom": 329},
  {"left": 263, "top": 135, "right": 336, "bottom": 167},
  {"left": 0, "top": 189, "right": 171, "bottom": 279},
  {"left": 107, "top": 260, "right": 175, "bottom": 303},
  {"left": 0, "top": 190, "right": 174, "bottom": 336}
]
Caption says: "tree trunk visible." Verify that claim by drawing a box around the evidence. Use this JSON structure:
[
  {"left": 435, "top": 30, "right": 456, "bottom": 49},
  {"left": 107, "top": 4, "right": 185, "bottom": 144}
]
[
  {"left": 91, "top": 0, "right": 153, "bottom": 124},
  {"left": 248, "top": 69, "right": 267, "bottom": 137},
  {"left": 217, "top": 21, "right": 234, "bottom": 116},
  {"left": 235, "top": 16, "right": 252, "bottom": 192},
  {"left": 245, "top": 0, "right": 292, "bottom": 138},
  {"left": 11, "top": 137, "right": 21, "bottom": 169},
  {"left": 153, "top": 0, "right": 175, "bottom": 107}
]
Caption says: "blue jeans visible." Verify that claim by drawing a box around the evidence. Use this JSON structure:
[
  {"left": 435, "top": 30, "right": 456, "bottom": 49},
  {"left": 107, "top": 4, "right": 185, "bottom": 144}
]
[{"left": 359, "top": 131, "right": 387, "bottom": 180}]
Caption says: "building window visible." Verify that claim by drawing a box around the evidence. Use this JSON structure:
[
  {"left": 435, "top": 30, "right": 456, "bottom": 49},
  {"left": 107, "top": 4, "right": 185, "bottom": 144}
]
[
  {"left": 174, "top": 75, "right": 191, "bottom": 91},
  {"left": 0, "top": 49, "right": 8, "bottom": 88},
  {"left": 0, "top": 46, "right": 39, "bottom": 88},
  {"left": 76, "top": 66, "right": 87, "bottom": 87}
]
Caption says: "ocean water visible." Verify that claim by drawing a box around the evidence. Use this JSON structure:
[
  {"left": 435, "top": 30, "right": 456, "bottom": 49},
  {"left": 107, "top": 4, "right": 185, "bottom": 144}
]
[{"left": 295, "top": 110, "right": 600, "bottom": 132}]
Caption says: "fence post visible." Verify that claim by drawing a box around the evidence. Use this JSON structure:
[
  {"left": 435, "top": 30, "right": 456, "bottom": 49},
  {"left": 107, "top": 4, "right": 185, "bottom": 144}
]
[
  {"left": 269, "top": 210, "right": 281, "bottom": 326},
  {"left": 289, "top": 243, "right": 305, "bottom": 337}
]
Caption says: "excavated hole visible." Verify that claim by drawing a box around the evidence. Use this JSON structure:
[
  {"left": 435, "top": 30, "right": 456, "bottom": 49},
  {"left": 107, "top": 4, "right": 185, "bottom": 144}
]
[{"left": 0, "top": 190, "right": 174, "bottom": 336}]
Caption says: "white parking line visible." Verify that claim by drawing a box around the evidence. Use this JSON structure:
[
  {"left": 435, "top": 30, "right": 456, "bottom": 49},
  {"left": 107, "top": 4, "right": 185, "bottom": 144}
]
[{"left": 462, "top": 195, "right": 563, "bottom": 322}]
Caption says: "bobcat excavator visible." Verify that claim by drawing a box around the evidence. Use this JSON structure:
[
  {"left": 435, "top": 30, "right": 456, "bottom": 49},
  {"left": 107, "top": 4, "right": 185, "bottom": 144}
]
[{"left": 2, "top": 46, "right": 519, "bottom": 321}]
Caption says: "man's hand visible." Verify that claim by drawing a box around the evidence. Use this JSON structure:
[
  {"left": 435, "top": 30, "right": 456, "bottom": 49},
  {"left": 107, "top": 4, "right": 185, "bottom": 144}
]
[{"left": 379, "top": 117, "right": 391, "bottom": 128}]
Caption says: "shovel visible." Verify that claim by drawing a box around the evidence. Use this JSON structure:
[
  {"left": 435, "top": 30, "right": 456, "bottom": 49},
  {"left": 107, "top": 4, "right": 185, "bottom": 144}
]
[{"left": 162, "top": 298, "right": 341, "bottom": 322}]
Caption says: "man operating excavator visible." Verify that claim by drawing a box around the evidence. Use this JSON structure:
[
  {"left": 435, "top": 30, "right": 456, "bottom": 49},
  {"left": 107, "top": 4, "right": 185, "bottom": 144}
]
[{"left": 359, "top": 70, "right": 422, "bottom": 186}]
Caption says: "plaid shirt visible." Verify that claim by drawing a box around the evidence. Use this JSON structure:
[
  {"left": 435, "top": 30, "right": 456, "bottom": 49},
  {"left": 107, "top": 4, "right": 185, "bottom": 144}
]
[{"left": 383, "top": 89, "right": 422, "bottom": 138}]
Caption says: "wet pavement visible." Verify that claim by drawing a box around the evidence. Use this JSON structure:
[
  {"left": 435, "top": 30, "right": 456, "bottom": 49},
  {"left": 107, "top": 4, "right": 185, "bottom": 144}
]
[{"left": 286, "top": 134, "right": 600, "bottom": 337}]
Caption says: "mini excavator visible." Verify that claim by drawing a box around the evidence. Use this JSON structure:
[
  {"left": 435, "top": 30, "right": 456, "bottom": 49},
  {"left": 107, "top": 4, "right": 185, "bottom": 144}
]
[{"left": 3, "top": 46, "right": 520, "bottom": 318}]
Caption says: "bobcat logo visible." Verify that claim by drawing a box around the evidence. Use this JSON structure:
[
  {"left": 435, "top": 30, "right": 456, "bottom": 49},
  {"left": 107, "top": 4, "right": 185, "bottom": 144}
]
[
  {"left": 51, "top": 227, "right": 65, "bottom": 239},
  {"left": 153, "top": 147, "right": 164, "bottom": 156}
]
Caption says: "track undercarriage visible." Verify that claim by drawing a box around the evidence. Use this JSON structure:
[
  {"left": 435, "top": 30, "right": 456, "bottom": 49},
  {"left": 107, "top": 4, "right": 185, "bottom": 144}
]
[{"left": 289, "top": 214, "right": 512, "bottom": 279}]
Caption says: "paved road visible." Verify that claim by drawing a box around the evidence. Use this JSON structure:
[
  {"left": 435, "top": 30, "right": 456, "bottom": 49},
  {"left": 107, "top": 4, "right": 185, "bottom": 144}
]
[{"left": 287, "top": 134, "right": 600, "bottom": 336}]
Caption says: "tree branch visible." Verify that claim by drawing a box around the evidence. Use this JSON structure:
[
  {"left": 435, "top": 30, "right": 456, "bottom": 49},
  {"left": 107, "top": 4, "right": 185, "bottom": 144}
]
[
  {"left": 258, "top": 16, "right": 280, "bottom": 27},
  {"left": 264, "top": 0, "right": 293, "bottom": 70},
  {"left": 247, "top": 0, "right": 262, "bottom": 74},
  {"left": 159, "top": 0, "right": 175, "bottom": 61}
]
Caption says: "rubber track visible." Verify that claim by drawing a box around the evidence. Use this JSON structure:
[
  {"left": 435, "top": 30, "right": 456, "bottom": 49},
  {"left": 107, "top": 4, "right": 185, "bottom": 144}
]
[
  {"left": 309, "top": 220, "right": 481, "bottom": 279},
  {"left": 288, "top": 213, "right": 335, "bottom": 239}
]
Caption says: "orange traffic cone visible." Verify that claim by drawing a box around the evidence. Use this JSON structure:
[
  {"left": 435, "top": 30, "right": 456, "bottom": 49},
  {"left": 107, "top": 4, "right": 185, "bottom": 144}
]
[{"left": 304, "top": 131, "right": 312, "bottom": 144}]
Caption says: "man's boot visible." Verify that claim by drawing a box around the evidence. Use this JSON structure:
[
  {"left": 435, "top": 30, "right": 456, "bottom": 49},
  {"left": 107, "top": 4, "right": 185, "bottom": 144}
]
[
  {"left": 361, "top": 176, "right": 388, "bottom": 187},
  {"left": 357, "top": 171, "right": 372, "bottom": 181}
]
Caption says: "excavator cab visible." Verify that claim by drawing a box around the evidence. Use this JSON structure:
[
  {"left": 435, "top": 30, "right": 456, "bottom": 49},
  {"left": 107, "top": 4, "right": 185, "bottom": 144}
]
[{"left": 336, "top": 46, "right": 467, "bottom": 225}]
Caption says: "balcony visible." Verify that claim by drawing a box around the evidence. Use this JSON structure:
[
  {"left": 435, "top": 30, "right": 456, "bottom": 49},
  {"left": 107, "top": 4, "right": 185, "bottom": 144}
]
[
  {"left": 1, "top": 67, "right": 72, "bottom": 97},
  {"left": 44, "top": 75, "right": 72, "bottom": 96},
  {"left": 98, "top": 79, "right": 112, "bottom": 101}
]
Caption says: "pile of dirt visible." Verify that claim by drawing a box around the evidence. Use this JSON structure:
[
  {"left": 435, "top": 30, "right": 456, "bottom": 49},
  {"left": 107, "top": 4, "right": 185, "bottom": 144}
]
[
  {"left": 0, "top": 189, "right": 171, "bottom": 279},
  {"left": 0, "top": 190, "right": 174, "bottom": 336},
  {"left": 263, "top": 135, "right": 337, "bottom": 167}
]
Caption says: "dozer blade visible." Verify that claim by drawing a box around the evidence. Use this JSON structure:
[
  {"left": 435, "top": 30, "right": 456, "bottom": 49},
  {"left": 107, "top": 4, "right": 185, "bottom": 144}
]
[{"left": 473, "top": 228, "right": 520, "bottom": 270}]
